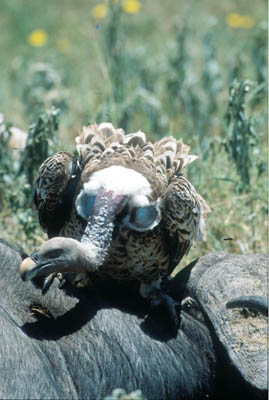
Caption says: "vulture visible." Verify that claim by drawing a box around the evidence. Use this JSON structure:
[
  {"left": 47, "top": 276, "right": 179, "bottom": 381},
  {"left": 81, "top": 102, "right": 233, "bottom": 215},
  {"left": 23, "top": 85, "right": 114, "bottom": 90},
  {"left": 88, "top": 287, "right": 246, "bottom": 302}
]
[{"left": 20, "top": 123, "right": 210, "bottom": 300}]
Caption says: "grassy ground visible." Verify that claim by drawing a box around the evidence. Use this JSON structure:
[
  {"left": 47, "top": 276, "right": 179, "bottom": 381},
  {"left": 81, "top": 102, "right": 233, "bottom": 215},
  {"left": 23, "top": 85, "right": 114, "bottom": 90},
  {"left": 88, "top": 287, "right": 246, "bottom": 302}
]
[{"left": 0, "top": 0, "right": 267, "bottom": 266}]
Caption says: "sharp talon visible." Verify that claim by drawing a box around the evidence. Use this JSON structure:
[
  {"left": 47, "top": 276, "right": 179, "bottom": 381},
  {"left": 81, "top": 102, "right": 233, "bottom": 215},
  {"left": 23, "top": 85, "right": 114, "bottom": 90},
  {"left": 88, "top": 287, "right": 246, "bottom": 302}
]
[
  {"left": 42, "top": 273, "right": 58, "bottom": 295},
  {"left": 57, "top": 273, "right": 66, "bottom": 289}
]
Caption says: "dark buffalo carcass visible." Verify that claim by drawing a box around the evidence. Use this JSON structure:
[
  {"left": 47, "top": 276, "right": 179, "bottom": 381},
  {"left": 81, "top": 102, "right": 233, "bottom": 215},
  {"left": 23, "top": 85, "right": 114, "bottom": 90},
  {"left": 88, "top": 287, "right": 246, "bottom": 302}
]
[{"left": 0, "top": 239, "right": 267, "bottom": 400}]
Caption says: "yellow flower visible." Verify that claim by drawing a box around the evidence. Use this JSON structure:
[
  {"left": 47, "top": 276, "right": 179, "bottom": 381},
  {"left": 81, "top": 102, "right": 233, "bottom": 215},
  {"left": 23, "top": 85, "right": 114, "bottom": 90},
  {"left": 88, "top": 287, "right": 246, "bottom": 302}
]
[
  {"left": 122, "top": 0, "right": 141, "bottom": 14},
  {"left": 226, "top": 13, "right": 255, "bottom": 29},
  {"left": 92, "top": 4, "right": 107, "bottom": 19},
  {"left": 28, "top": 29, "right": 48, "bottom": 47}
]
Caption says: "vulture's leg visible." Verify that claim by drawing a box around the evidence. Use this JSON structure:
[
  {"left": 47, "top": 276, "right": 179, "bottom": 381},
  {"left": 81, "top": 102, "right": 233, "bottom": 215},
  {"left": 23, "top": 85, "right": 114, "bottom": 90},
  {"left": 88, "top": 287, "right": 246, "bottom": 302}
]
[{"left": 145, "top": 293, "right": 181, "bottom": 337}]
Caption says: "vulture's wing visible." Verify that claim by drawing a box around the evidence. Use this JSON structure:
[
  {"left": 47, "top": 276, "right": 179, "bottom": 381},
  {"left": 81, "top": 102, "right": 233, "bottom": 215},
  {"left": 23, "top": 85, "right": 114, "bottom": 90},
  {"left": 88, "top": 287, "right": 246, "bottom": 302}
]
[
  {"left": 162, "top": 175, "right": 210, "bottom": 274},
  {"left": 34, "top": 151, "right": 81, "bottom": 238},
  {"left": 152, "top": 136, "right": 210, "bottom": 274}
]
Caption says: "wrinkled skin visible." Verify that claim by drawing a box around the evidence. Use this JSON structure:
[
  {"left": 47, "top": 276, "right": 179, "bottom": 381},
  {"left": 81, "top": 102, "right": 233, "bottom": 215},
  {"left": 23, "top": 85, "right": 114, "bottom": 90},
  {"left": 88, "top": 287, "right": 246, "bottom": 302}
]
[{"left": 0, "top": 239, "right": 267, "bottom": 400}]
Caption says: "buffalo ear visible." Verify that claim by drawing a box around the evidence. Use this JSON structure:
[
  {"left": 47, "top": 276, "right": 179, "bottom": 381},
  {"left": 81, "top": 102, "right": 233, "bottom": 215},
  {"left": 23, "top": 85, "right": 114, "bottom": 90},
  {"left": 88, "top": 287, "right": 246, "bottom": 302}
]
[
  {"left": 34, "top": 152, "right": 82, "bottom": 238},
  {"left": 183, "top": 252, "right": 267, "bottom": 394}
]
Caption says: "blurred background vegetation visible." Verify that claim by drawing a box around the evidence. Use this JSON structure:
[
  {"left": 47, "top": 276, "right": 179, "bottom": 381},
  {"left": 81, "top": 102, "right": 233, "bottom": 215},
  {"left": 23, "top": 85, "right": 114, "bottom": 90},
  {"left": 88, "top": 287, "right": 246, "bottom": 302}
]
[{"left": 0, "top": 0, "right": 267, "bottom": 264}]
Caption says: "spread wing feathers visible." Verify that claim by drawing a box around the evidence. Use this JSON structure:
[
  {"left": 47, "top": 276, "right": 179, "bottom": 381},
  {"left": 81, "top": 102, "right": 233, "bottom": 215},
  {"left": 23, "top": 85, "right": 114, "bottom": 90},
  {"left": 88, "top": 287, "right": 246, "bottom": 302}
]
[
  {"left": 76, "top": 124, "right": 197, "bottom": 181},
  {"left": 76, "top": 123, "right": 146, "bottom": 167},
  {"left": 153, "top": 137, "right": 198, "bottom": 180},
  {"left": 163, "top": 175, "right": 210, "bottom": 270},
  {"left": 34, "top": 151, "right": 81, "bottom": 238}
]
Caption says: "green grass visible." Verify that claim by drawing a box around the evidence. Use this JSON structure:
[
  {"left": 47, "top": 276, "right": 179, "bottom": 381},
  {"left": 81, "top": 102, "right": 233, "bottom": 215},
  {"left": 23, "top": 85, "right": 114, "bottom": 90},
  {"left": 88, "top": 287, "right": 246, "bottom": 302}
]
[{"left": 0, "top": 0, "right": 267, "bottom": 263}]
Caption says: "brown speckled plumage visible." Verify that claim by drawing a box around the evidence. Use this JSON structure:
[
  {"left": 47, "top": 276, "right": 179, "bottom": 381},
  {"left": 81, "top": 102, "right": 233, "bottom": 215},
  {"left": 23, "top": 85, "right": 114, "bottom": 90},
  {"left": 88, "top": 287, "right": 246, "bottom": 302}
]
[{"left": 33, "top": 122, "right": 210, "bottom": 288}]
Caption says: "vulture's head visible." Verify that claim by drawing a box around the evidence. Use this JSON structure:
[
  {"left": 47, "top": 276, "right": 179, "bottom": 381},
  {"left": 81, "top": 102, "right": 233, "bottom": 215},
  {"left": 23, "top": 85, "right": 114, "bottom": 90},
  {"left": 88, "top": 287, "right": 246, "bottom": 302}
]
[
  {"left": 76, "top": 165, "right": 162, "bottom": 234},
  {"left": 20, "top": 237, "right": 99, "bottom": 281}
]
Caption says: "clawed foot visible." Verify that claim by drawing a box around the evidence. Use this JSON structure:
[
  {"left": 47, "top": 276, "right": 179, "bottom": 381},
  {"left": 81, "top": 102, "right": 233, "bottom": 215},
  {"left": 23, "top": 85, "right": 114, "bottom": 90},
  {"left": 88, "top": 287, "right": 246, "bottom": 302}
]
[
  {"left": 41, "top": 271, "right": 92, "bottom": 295},
  {"left": 41, "top": 273, "right": 66, "bottom": 295}
]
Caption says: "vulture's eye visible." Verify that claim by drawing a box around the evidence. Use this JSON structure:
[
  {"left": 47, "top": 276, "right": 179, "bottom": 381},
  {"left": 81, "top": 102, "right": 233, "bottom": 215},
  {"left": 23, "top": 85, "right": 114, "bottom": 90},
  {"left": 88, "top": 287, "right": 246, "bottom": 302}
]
[
  {"left": 129, "top": 205, "right": 160, "bottom": 231},
  {"left": 76, "top": 192, "right": 96, "bottom": 220},
  {"left": 44, "top": 249, "right": 63, "bottom": 259}
]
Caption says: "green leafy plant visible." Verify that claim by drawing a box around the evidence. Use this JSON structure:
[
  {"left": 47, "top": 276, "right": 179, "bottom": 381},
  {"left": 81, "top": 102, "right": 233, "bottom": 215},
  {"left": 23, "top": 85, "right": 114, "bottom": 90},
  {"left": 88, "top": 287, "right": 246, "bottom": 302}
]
[
  {"left": 224, "top": 80, "right": 257, "bottom": 193},
  {"left": 18, "top": 106, "right": 60, "bottom": 187},
  {"left": 0, "top": 107, "right": 60, "bottom": 249},
  {"left": 23, "top": 62, "right": 69, "bottom": 120},
  {"left": 223, "top": 80, "right": 266, "bottom": 252}
]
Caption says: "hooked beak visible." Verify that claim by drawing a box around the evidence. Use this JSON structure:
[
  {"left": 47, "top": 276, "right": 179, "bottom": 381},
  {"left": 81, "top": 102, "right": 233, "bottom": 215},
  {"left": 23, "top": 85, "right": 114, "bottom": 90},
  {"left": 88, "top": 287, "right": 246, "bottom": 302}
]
[
  {"left": 20, "top": 255, "right": 40, "bottom": 281},
  {"left": 19, "top": 239, "right": 83, "bottom": 281},
  {"left": 19, "top": 237, "right": 99, "bottom": 282}
]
